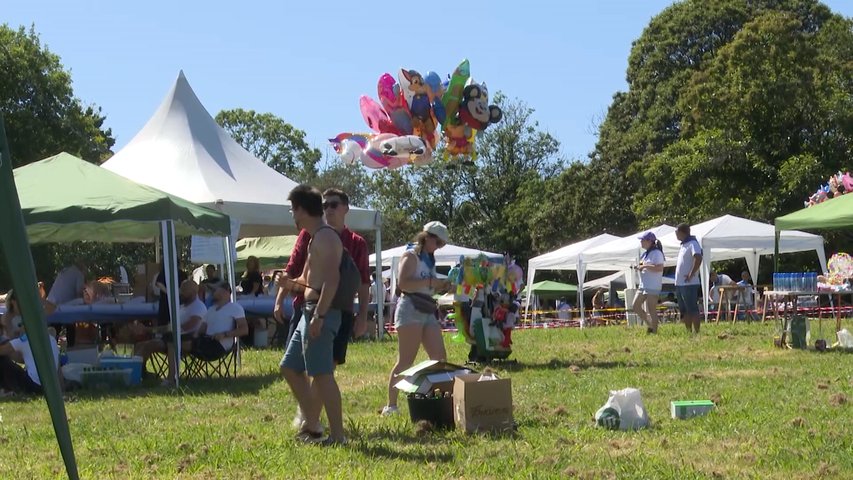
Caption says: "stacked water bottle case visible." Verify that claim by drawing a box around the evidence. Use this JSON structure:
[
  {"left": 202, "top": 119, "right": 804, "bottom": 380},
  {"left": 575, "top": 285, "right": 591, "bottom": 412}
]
[{"left": 772, "top": 272, "right": 818, "bottom": 292}]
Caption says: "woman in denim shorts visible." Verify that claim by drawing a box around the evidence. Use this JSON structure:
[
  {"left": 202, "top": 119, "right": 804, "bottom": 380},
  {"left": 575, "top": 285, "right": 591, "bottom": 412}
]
[{"left": 381, "top": 221, "right": 451, "bottom": 416}]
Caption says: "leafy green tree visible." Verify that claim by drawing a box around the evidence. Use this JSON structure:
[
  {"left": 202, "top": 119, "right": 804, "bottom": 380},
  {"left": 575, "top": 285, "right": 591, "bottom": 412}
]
[
  {"left": 215, "top": 108, "right": 321, "bottom": 181},
  {"left": 0, "top": 24, "right": 114, "bottom": 166}
]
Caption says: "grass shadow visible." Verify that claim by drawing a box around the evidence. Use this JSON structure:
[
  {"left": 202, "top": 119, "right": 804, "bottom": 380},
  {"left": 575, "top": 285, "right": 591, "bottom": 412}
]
[
  {"left": 352, "top": 441, "right": 455, "bottom": 463},
  {"left": 501, "top": 358, "right": 650, "bottom": 372},
  {"left": 63, "top": 372, "right": 281, "bottom": 401}
]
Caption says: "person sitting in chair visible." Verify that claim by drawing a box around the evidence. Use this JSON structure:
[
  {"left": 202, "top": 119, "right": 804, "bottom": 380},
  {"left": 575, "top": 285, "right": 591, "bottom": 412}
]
[
  {"left": 133, "top": 280, "right": 206, "bottom": 378},
  {"left": 163, "top": 282, "right": 247, "bottom": 386},
  {"left": 0, "top": 290, "right": 60, "bottom": 396}
]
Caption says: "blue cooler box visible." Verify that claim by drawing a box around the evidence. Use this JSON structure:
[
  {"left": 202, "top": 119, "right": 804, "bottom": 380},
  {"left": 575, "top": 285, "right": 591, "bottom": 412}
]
[{"left": 99, "top": 356, "right": 143, "bottom": 385}]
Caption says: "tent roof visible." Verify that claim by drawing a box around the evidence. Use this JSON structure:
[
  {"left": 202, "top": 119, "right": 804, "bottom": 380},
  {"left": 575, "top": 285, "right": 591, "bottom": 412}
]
[
  {"left": 775, "top": 194, "right": 853, "bottom": 231},
  {"left": 582, "top": 225, "right": 676, "bottom": 269},
  {"left": 658, "top": 214, "right": 824, "bottom": 259},
  {"left": 521, "top": 280, "right": 578, "bottom": 296},
  {"left": 101, "top": 71, "right": 379, "bottom": 237},
  {"left": 527, "top": 233, "right": 620, "bottom": 270},
  {"left": 14, "top": 152, "right": 231, "bottom": 243},
  {"left": 369, "top": 243, "right": 503, "bottom": 267},
  {"left": 235, "top": 236, "right": 297, "bottom": 271}
]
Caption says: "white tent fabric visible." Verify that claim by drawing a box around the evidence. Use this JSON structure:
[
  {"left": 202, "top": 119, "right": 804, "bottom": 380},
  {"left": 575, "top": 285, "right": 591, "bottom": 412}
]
[
  {"left": 657, "top": 214, "right": 827, "bottom": 319},
  {"left": 583, "top": 271, "right": 675, "bottom": 291},
  {"left": 526, "top": 233, "right": 620, "bottom": 326},
  {"left": 371, "top": 243, "right": 503, "bottom": 301},
  {"left": 102, "top": 71, "right": 380, "bottom": 237},
  {"left": 581, "top": 225, "right": 677, "bottom": 289},
  {"left": 369, "top": 243, "right": 503, "bottom": 267}
]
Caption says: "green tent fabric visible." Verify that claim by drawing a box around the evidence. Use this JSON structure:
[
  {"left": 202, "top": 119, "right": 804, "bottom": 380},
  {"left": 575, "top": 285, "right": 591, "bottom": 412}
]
[
  {"left": 236, "top": 236, "right": 297, "bottom": 271},
  {"left": 520, "top": 280, "right": 578, "bottom": 298},
  {"left": 775, "top": 194, "right": 853, "bottom": 231},
  {"left": 14, "top": 152, "right": 231, "bottom": 243}
]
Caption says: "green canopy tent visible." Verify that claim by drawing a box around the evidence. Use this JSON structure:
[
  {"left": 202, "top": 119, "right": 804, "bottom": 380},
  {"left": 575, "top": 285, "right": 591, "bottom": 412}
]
[
  {"left": 235, "top": 236, "right": 298, "bottom": 271},
  {"left": 775, "top": 194, "right": 853, "bottom": 232},
  {"left": 520, "top": 280, "right": 578, "bottom": 298},
  {"left": 13, "top": 152, "right": 233, "bottom": 387}
]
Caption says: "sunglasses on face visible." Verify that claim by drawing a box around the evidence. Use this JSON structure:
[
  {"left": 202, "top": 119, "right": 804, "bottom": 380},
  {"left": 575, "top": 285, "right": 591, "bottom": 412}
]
[{"left": 323, "top": 200, "right": 343, "bottom": 210}]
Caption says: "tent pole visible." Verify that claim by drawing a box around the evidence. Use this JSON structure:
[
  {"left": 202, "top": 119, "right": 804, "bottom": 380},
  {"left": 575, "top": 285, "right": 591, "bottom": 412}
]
[
  {"left": 161, "top": 221, "right": 181, "bottom": 387},
  {"left": 0, "top": 114, "right": 79, "bottom": 480},
  {"left": 773, "top": 229, "right": 780, "bottom": 274},
  {"left": 374, "top": 227, "right": 383, "bottom": 341}
]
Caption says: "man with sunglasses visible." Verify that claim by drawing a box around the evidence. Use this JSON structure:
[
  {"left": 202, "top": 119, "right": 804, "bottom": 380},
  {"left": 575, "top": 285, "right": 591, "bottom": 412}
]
[{"left": 274, "top": 187, "right": 370, "bottom": 431}]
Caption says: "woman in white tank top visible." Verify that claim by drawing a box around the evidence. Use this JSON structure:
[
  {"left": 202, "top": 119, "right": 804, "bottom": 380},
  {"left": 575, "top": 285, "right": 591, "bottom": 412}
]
[{"left": 381, "top": 222, "right": 451, "bottom": 416}]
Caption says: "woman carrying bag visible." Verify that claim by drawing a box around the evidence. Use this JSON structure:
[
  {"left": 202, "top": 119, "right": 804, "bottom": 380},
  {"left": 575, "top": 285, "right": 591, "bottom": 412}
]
[{"left": 381, "top": 221, "right": 451, "bottom": 416}]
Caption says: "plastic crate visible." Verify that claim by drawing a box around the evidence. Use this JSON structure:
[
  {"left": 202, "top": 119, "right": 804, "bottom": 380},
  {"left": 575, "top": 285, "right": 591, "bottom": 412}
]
[
  {"left": 81, "top": 367, "right": 131, "bottom": 390},
  {"left": 99, "top": 356, "right": 143, "bottom": 385}
]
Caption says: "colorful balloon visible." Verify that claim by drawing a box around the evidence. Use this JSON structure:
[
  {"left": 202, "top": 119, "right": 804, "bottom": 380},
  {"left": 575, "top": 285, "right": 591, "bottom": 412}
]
[{"left": 377, "top": 74, "right": 413, "bottom": 135}]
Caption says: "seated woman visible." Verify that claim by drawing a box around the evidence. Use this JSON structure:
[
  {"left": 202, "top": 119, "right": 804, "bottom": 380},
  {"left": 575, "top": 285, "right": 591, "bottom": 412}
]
[
  {"left": 239, "top": 256, "right": 264, "bottom": 297},
  {"left": 133, "top": 280, "right": 207, "bottom": 378},
  {"left": 0, "top": 290, "right": 60, "bottom": 396}
]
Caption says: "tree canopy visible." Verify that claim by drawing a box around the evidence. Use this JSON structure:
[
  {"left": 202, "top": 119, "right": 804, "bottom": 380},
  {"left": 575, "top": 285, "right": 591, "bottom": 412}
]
[{"left": 0, "top": 24, "right": 114, "bottom": 166}]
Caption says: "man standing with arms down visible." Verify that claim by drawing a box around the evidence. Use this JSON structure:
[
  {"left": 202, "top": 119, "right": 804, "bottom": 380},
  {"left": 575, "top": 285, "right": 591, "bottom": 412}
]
[
  {"left": 675, "top": 223, "right": 703, "bottom": 334},
  {"left": 279, "top": 185, "right": 347, "bottom": 446}
]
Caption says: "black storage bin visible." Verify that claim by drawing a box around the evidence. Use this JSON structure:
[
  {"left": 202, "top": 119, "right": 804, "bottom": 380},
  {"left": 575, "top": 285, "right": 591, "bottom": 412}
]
[{"left": 407, "top": 393, "right": 454, "bottom": 429}]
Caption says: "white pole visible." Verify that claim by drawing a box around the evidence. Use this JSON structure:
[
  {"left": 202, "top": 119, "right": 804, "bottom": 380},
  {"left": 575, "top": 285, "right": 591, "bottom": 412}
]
[{"left": 374, "top": 227, "right": 383, "bottom": 341}]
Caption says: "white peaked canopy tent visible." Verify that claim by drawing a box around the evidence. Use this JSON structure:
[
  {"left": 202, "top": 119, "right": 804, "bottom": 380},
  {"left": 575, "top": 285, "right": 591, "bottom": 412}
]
[
  {"left": 102, "top": 71, "right": 386, "bottom": 329},
  {"left": 102, "top": 71, "right": 381, "bottom": 237},
  {"left": 658, "top": 214, "right": 827, "bottom": 320},
  {"left": 370, "top": 243, "right": 503, "bottom": 300},
  {"left": 526, "top": 233, "right": 620, "bottom": 326}
]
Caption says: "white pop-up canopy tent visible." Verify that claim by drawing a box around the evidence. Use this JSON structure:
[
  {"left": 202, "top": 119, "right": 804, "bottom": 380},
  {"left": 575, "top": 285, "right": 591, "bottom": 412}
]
[
  {"left": 582, "top": 225, "right": 677, "bottom": 288},
  {"left": 658, "top": 214, "right": 827, "bottom": 319},
  {"left": 371, "top": 243, "right": 503, "bottom": 300},
  {"left": 102, "top": 71, "right": 386, "bottom": 328},
  {"left": 526, "top": 233, "right": 620, "bottom": 326}
]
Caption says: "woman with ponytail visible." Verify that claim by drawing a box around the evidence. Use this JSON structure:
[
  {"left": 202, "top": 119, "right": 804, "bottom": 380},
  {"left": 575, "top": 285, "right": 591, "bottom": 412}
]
[{"left": 632, "top": 232, "right": 665, "bottom": 333}]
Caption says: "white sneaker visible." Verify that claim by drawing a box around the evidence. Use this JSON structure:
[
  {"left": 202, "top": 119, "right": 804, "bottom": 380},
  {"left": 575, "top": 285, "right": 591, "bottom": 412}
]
[
  {"left": 292, "top": 406, "right": 304, "bottom": 429},
  {"left": 380, "top": 405, "right": 399, "bottom": 416}
]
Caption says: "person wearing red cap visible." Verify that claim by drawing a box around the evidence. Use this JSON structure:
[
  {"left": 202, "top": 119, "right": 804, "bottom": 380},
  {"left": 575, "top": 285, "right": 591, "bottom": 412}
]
[{"left": 631, "top": 231, "right": 665, "bottom": 334}]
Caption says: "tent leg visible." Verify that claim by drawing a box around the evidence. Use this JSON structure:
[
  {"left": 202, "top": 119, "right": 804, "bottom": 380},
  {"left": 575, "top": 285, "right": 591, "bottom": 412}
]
[
  {"left": 161, "top": 221, "right": 181, "bottom": 387},
  {"left": 374, "top": 228, "right": 383, "bottom": 341}
]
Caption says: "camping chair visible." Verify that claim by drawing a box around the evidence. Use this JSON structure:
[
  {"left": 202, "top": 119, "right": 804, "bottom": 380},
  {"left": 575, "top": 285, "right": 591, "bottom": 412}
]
[
  {"left": 183, "top": 340, "right": 240, "bottom": 379},
  {"left": 148, "top": 338, "right": 240, "bottom": 380}
]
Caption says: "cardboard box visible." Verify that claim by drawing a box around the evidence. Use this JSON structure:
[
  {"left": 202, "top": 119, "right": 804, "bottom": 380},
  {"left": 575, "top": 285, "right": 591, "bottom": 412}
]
[
  {"left": 671, "top": 400, "right": 715, "bottom": 419},
  {"left": 453, "top": 373, "right": 514, "bottom": 433},
  {"left": 394, "top": 360, "right": 471, "bottom": 395}
]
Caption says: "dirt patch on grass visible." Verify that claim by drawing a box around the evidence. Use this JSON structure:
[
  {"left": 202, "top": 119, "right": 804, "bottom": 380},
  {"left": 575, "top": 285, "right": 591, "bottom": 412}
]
[
  {"left": 829, "top": 393, "right": 847, "bottom": 406},
  {"left": 790, "top": 417, "right": 806, "bottom": 428}
]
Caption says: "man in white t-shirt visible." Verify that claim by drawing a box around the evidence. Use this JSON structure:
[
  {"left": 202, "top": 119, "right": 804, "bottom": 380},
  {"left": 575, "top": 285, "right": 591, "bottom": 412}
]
[
  {"left": 675, "top": 223, "right": 703, "bottom": 334},
  {"left": 708, "top": 271, "right": 736, "bottom": 307},
  {"left": 134, "top": 280, "right": 207, "bottom": 378}
]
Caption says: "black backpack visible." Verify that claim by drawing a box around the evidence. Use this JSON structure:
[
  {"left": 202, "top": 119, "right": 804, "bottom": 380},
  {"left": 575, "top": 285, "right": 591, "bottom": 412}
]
[
  {"left": 312, "top": 226, "right": 362, "bottom": 313},
  {"left": 331, "top": 248, "right": 361, "bottom": 312}
]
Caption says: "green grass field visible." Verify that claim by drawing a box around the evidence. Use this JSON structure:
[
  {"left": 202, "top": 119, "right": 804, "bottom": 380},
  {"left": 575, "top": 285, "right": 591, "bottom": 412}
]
[{"left": 1, "top": 321, "right": 851, "bottom": 479}]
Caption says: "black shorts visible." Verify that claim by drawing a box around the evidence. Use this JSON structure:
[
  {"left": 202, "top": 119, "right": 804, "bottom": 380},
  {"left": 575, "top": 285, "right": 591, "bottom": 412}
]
[
  {"left": 161, "top": 332, "right": 193, "bottom": 344},
  {"left": 332, "top": 311, "right": 354, "bottom": 365},
  {"left": 190, "top": 336, "right": 227, "bottom": 361}
]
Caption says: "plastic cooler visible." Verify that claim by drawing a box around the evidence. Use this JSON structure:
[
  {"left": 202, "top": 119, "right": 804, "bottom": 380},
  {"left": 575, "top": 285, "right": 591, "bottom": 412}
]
[{"left": 99, "top": 356, "right": 143, "bottom": 385}]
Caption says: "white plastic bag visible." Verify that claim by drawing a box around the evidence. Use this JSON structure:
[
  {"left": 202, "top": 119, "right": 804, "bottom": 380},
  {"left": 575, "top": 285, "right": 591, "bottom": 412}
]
[
  {"left": 837, "top": 329, "right": 853, "bottom": 349},
  {"left": 594, "top": 387, "right": 650, "bottom": 431}
]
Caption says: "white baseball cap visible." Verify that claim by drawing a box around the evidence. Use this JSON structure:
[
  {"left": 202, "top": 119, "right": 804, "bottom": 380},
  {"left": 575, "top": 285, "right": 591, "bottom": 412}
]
[{"left": 423, "top": 221, "right": 449, "bottom": 244}]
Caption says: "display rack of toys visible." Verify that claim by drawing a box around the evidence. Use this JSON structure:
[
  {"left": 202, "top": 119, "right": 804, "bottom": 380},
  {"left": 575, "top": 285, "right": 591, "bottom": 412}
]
[{"left": 447, "top": 255, "right": 524, "bottom": 363}]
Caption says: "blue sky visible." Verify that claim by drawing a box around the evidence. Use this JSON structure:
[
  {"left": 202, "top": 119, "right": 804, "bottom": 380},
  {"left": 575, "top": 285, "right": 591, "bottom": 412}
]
[{"left": 5, "top": 1, "right": 852, "bottom": 163}]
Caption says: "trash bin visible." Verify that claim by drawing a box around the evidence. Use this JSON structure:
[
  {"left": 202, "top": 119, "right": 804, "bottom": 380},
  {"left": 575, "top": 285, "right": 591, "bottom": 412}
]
[
  {"left": 790, "top": 315, "right": 808, "bottom": 349},
  {"left": 407, "top": 393, "right": 454, "bottom": 429}
]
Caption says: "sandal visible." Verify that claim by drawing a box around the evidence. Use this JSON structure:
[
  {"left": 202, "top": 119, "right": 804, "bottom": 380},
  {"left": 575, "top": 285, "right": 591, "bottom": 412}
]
[{"left": 315, "top": 436, "right": 348, "bottom": 447}]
